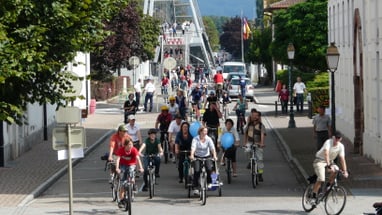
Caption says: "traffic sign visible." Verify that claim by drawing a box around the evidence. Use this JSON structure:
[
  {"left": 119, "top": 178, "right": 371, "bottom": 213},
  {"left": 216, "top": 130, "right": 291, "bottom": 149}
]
[
  {"left": 163, "top": 57, "right": 177, "bottom": 70},
  {"left": 52, "top": 126, "right": 85, "bottom": 150},
  {"left": 129, "top": 56, "right": 140, "bottom": 68}
]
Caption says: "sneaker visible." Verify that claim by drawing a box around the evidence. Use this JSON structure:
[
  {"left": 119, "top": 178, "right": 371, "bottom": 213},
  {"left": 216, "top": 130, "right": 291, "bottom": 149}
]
[
  {"left": 142, "top": 186, "right": 148, "bottom": 192},
  {"left": 193, "top": 189, "right": 199, "bottom": 195},
  {"left": 258, "top": 174, "right": 264, "bottom": 182}
]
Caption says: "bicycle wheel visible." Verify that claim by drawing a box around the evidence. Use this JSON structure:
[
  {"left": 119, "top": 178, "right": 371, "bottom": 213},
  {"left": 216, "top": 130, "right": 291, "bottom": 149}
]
[
  {"left": 148, "top": 173, "right": 153, "bottom": 199},
  {"left": 183, "top": 161, "right": 189, "bottom": 189},
  {"left": 200, "top": 173, "right": 207, "bottom": 205},
  {"left": 111, "top": 175, "right": 119, "bottom": 202},
  {"left": 251, "top": 159, "right": 257, "bottom": 188},
  {"left": 302, "top": 184, "right": 316, "bottom": 212},
  {"left": 124, "top": 184, "right": 132, "bottom": 214},
  {"left": 324, "top": 186, "right": 347, "bottom": 215},
  {"left": 163, "top": 140, "right": 169, "bottom": 164},
  {"left": 226, "top": 158, "right": 232, "bottom": 184}
]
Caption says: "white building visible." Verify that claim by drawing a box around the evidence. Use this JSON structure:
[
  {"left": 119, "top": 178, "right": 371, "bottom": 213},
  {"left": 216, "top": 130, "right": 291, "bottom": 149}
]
[{"left": 328, "top": 0, "right": 382, "bottom": 165}]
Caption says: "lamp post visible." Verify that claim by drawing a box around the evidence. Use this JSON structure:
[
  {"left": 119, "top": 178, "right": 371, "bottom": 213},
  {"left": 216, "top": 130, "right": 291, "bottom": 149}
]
[
  {"left": 326, "top": 42, "right": 340, "bottom": 133},
  {"left": 287, "top": 43, "right": 296, "bottom": 128}
]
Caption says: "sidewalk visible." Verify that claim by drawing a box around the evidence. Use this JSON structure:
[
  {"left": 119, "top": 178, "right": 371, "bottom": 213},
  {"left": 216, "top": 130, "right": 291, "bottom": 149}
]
[{"left": 254, "top": 86, "right": 382, "bottom": 195}]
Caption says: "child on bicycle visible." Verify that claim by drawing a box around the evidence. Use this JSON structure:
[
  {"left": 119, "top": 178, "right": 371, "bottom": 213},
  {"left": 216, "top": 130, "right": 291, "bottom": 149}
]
[
  {"left": 232, "top": 94, "right": 247, "bottom": 131},
  {"left": 115, "top": 138, "right": 144, "bottom": 207},
  {"left": 218, "top": 119, "right": 240, "bottom": 177},
  {"left": 139, "top": 129, "right": 163, "bottom": 192},
  {"left": 311, "top": 131, "right": 348, "bottom": 203}
]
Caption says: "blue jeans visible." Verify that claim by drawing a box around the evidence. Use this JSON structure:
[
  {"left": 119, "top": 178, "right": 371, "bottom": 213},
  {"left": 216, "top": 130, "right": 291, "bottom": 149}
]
[
  {"left": 144, "top": 92, "right": 153, "bottom": 111},
  {"left": 296, "top": 93, "right": 304, "bottom": 112}
]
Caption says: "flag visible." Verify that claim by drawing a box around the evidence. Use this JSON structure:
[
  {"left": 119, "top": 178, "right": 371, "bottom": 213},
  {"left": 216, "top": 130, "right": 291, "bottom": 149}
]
[{"left": 243, "top": 18, "right": 251, "bottom": 40}]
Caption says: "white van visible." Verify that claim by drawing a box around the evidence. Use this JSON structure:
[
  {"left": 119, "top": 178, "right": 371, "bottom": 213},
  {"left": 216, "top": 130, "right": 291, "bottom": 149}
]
[{"left": 222, "top": 62, "right": 246, "bottom": 79}]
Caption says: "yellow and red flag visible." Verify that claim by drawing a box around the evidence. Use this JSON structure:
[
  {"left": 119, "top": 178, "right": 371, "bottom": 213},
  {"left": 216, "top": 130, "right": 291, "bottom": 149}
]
[{"left": 243, "top": 18, "right": 251, "bottom": 40}]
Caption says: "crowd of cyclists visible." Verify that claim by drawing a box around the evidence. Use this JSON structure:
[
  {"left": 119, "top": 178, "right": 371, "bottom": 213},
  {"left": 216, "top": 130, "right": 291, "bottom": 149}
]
[{"left": 108, "top": 67, "right": 270, "bottom": 209}]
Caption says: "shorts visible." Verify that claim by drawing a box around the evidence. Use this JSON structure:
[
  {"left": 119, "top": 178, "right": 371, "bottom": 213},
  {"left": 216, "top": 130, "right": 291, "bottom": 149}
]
[
  {"left": 313, "top": 159, "right": 327, "bottom": 182},
  {"left": 120, "top": 164, "right": 136, "bottom": 182}
]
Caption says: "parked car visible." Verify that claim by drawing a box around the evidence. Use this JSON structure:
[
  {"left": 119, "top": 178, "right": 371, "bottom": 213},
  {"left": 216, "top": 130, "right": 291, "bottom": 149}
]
[
  {"left": 226, "top": 72, "right": 248, "bottom": 83},
  {"left": 228, "top": 77, "right": 255, "bottom": 101}
]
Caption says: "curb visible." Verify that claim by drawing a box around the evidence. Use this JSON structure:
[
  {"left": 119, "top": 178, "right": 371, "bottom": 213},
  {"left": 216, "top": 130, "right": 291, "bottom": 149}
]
[{"left": 18, "top": 129, "right": 115, "bottom": 207}]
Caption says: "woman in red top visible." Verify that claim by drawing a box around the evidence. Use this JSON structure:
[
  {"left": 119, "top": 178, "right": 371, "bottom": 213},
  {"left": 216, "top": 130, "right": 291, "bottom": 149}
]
[
  {"left": 108, "top": 125, "right": 131, "bottom": 162},
  {"left": 115, "top": 138, "right": 143, "bottom": 207},
  {"left": 278, "top": 84, "right": 289, "bottom": 114}
]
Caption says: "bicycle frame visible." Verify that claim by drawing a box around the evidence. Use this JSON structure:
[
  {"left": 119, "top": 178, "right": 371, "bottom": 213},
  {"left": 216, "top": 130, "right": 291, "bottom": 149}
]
[
  {"left": 146, "top": 154, "right": 157, "bottom": 199},
  {"left": 180, "top": 150, "right": 192, "bottom": 189},
  {"left": 119, "top": 167, "right": 135, "bottom": 213}
]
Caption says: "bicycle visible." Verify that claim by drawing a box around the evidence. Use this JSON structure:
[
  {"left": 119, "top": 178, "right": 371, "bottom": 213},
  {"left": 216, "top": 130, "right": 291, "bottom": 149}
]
[
  {"left": 161, "top": 131, "right": 169, "bottom": 164},
  {"left": 236, "top": 109, "right": 245, "bottom": 134},
  {"left": 243, "top": 144, "right": 259, "bottom": 188},
  {"left": 145, "top": 154, "right": 157, "bottom": 199},
  {"left": 104, "top": 160, "right": 119, "bottom": 202},
  {"left": 302, "top": 168, "right": 347, "bottom": 215},
  {"left": 364, "top": 203, "right": 382, "bottom": 215},
  {"left": 207, "top": 127, "right": 218, "bottom": 150},
  {"left": 224, "top": 156, "right": 233, "bottom": 184},
  {"left": 194, "top": 157, "right": 214, "bottom": 206},
  {"left": 119, "top": 167, "right": 136, "bottom": 214},
  {"left": 179, "top": 150, "right": 192, "bottom": 190}
]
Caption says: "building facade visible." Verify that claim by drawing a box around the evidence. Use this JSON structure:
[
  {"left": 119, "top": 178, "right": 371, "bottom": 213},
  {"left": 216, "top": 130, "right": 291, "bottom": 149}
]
[{"left": 329, "top": 0, "right": 382, "bottom": 165}]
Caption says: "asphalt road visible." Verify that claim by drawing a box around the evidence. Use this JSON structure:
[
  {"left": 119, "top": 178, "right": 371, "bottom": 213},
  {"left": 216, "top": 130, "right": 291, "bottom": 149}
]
[{"left": 12, "top": 100, "right": 380, "bottom": 215}]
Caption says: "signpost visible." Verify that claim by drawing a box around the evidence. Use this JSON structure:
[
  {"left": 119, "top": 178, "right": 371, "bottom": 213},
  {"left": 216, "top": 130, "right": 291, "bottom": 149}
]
[
  {"left": 129, "top": 56, "right": 140, "bottom": 85},
  {"left": 53, "top": 101, "right": 84, "bottom": 214}
]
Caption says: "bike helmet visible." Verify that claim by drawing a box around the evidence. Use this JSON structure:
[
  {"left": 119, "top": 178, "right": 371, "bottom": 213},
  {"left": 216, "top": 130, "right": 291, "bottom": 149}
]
[
  {"left": 161, "top": 105, "right": 169, "bottom": 111},
  {"left": 169, "top": 96, "right": 176, "bottom": 101}
]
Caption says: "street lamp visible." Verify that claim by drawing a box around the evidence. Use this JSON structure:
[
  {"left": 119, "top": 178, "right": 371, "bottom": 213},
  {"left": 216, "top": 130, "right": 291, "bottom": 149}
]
[
  {"left": 287, "top": 43, "right": 296, "bottom": 128},
  {"left": 326, "top": 42, "right": 340, "bottom": 133}
]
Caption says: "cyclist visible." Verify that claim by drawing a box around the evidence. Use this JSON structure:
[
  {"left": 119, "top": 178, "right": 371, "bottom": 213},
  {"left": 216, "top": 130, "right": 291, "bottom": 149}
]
[
  {"left": 175, "top": 89, "right": 187, "bottom": 120},
  {"left": 218, "top": 119, "right": 240, "bottom": 177},
  {"left": 203, "top": 91, "right": 219, "bottom": 110},
  {"left": 190, "top": 84, "right": 203, "bottom": 120},
  {"left": 213, "top": 67, "right": 224, "bottom": 98},
  {"left": 125, "top": 115, "right": 143, "bottom": 150},
  {"left": 202, "top": 101, "right": 222, "bottom": 150},
  {"left": 167, "top": 96, "right": 180, "bottom": 119},
  {"left": 115, "top": 138, "right": 144, "bottom": 208},
  {"left": 190, "top": 126, "right": 218, "bottom": 195},
  {"left": 311, "top": 131, "right": 349, "bottom": 203},
  {"left": 168, "top": 114, "right": 184, "bottom": 163},
  {"left": 155, "top": 105, "right": 172, "bottom": 143},
  {"left": 161, "top": 75, "right": 170, "bottom": 95},
  {"left": 139, "top": 129, "right": 163, "bottom": 192},
  {"left": 108, "top": 125, "right": 132, "bottom": 162},
  {"left": 243, "top": 110, "right": 266, "bottom": 182},
  {"left": 232, "top": 94, "right": 248, "bottom": 131},
  {"left": 175, "top": 122, "right": 193, "bottom": 183},
  {"left": 123, "top": 93, "right": 137, "bottom": 123},
  {"left": 239, "top": 76, "right": 247, "bottom": 97}
]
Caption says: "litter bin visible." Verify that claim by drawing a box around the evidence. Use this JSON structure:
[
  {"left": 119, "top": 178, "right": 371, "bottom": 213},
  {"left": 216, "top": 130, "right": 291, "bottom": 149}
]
[{"left": 89, "top": 99, "right": 96, "bottom": 114}]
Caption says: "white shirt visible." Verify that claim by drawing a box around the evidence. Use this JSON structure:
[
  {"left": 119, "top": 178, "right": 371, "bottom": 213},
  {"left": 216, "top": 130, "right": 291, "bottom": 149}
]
[
  {"left": 167, "top": 103, "right": 179, "bottom": 118},
  {"left": 316, "top": 138, "right": 345, "bottom": 161},
  {"left": 167, "top": 119, "right": 184, "bottom": 134},
  {"left": 144, "top": 81, "right": 155, "bottom": 93},
  {"left": 293, "top": 82, "right": 306, "bottom": 94},
  {"left": 126, "top": 123, "right": 140, "bottom": 142},
  {"left": 134, "top": 82, "right": 142, "bottom": 93},
  {"left": 191, "top": 135, "right": 215, "bottom": 157}
]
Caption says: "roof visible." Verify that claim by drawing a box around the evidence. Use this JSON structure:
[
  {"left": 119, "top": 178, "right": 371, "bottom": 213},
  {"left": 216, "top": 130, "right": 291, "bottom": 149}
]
[{"left": 265, "top": 0, "right": 306, "bottom": 12}]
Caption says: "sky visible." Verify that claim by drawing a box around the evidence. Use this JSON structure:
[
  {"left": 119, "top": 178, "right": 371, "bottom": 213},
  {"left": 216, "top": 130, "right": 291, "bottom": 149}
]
[{"left": 197, "top": 0, "right": 257, "bottom": 19}]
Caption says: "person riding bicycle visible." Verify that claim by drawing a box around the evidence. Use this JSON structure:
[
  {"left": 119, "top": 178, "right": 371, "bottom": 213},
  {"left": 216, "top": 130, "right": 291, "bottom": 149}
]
[
  {"left": 108, "top": 125, "right": 132, "bottom": 162},
  {"left": 125, "top": 115, "right": 143, "bottom": 149},
  {"left": 243, "top": 110, "right": 266, "bottom": 182},
  {"left": 311, "top": 131, "right": 349, "bottom": 203},
  {"left": 202, "top": 101, "right": 222, "bottom": 150},
  {"left": 232, "top": 94, "right": 247, "bottom": 131},
  {"left": 218, "top": 118, "right": 240, "bottom": 177},
  {"left": 190, "top": 126, "right": 218, "bottom": 195},
  {"left": 175, "top": 89, "right": 187, "bottom": 120},
  {"left": 203, "top": 91, "right": 219, "bottom": 109},
  {"left": 123, "top": 93, "right": 138, "bottom": 124},
  {"left": 221, "top": 90, "right": 231, "bottom": 105},
  {"left": 175, "top": 122, "right": 193, "bottom": 183},
  {"left": 138, "top": 129, "right": 163, "bottom": 192},
  {"left": 213, "top": 67, "right": 224, "bottom": 98},
  {"left": 155, "top": 105, "right": 172, "bottom": 147},
  {"left": 167, "top": 96, "right": 180, "bottom": 119},
  {"left": 168, "top": 114, "right": 184, "bottom": 163},
  {"left": 190, "top": 84, "right": 203, "bottom": 120},
  {"left": 115, "top": 138, "right": 144, "bottom": 208}
]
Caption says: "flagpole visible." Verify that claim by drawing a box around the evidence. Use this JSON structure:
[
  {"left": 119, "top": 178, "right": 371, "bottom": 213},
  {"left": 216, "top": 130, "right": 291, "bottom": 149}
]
[{"left": 241, "top": 10, "right": 244, "bottom": 63}]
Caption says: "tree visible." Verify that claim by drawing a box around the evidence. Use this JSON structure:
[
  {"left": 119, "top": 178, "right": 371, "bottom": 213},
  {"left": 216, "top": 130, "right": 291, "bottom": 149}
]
[
  {"left": 220, "top": 16, "right": 242, "bottom": 60},
  {"left": 203, "top": 16, "right": 220, "bottom": 51},
  {"left": 91, "top": 1, "right": 160, "bottom": 80},
  {"left": 271, "top": 0, "right": 328, "bottom": 72},
  {"left": 0, "top": 0, "right": 128, "bottom": 124}
]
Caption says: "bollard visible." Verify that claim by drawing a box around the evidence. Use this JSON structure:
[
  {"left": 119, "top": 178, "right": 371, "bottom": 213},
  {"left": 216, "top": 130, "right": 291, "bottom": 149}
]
[{"left": 275, "top": 101, "right": 278, "bottom": 117}]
